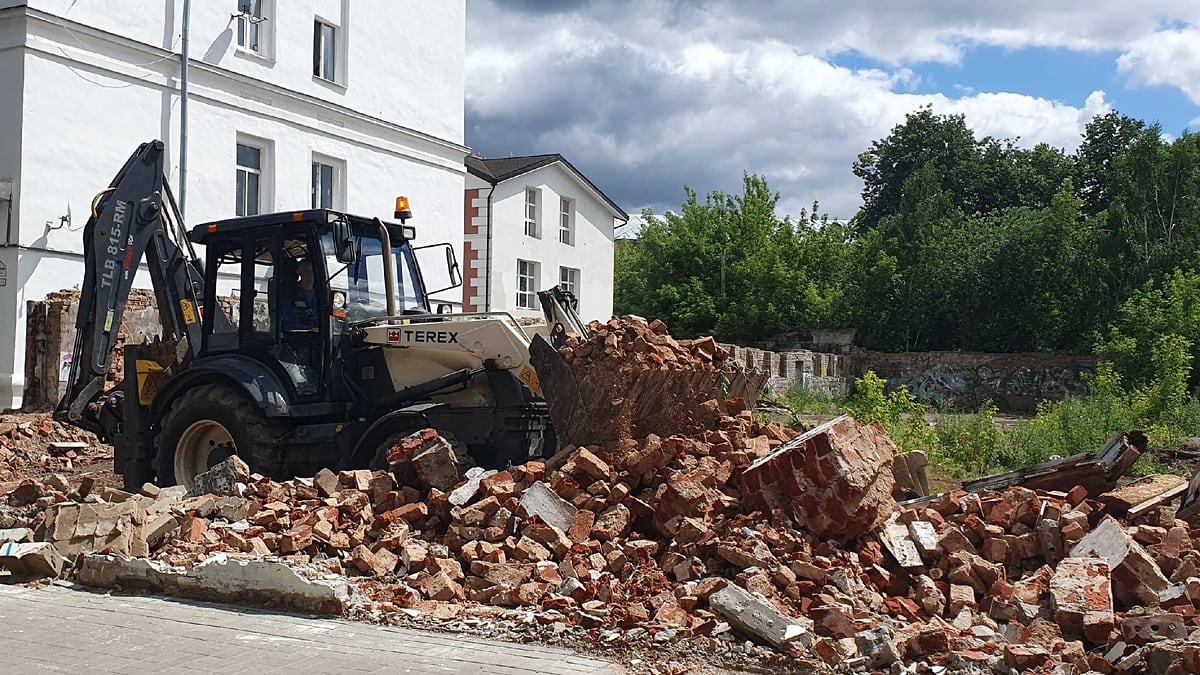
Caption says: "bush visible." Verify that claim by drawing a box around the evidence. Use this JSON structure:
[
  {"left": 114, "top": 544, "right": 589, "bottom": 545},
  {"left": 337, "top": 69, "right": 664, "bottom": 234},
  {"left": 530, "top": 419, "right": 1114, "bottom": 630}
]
[
  {"left": 781, "top": 378, "right": 841, "bottom": 415},
  {"left": 844, "top": 372, "right": 935, "bottom": 454}
]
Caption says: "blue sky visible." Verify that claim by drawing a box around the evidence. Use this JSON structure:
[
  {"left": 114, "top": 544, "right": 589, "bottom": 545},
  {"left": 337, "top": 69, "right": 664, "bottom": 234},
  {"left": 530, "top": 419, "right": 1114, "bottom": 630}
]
[
  {"left": 465, "top": 1, "right": 1200, "bottom": 220},
  {"left": 862, "top": 46, "right": 1198, "bottom": 137}
]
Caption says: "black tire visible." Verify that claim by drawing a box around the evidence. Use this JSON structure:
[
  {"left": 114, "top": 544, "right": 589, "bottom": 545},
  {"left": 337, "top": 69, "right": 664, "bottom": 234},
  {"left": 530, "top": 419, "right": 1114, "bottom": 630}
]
[{"left": 155, "top": 383, "right": 283, "bottom": 489}]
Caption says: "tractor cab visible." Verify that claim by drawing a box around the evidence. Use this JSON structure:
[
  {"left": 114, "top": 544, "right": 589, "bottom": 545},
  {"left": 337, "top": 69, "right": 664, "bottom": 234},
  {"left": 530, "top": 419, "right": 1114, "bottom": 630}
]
[{"left": 188, "top": 209, "right": 441, "bottom": 406}]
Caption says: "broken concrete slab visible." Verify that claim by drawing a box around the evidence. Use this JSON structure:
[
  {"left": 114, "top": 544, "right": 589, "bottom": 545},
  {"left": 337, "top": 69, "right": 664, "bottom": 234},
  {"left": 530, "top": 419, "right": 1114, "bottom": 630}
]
[
  {"left": 77, "top": 553, "right": 349, "bottom": 614},
  {"left": 709, "top": 582, "right": 811, "bottom": 651},
  {"left": 741, "top": 415, "right": 897, "bottom": 541},
  {"left": 0, "top": 541, "right": 64, "bottom": 579},
  {"left": 1051, "top": 557, "right": 1114, "bottom": 645},
  {"left": 516, "top": 481, "right": 577, "bottom": 534},
  {"left": 1070, "top": 516, "right": 1170, "bottom": 607},
  {"left": 1099, "top": 474, "right": 1187, "bottom": 518}
]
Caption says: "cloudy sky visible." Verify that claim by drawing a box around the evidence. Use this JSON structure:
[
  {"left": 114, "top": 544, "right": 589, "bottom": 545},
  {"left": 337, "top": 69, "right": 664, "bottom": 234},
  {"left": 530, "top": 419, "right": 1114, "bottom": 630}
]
[{"left": 464, "top": 1, "right": 1200, "bottom": 223}]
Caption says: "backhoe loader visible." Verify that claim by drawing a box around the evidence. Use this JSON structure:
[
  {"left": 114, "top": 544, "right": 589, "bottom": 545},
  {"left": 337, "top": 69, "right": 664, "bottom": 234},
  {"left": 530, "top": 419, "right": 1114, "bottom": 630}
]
[{"left": 55, "top": 141, "right": 764, "bottom": 491}]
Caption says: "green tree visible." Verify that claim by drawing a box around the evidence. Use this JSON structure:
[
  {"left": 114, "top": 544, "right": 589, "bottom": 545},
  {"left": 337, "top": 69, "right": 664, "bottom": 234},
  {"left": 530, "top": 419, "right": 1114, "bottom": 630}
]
[
  {"left": 1097, "top": 264, "right": 1200, "bottom": 391},
  {"left": 613, "top": 174, "right": 851, "bottom": 339},
  {"left": 1075, "top": 111, "right": 1145, "bottom": 218}
]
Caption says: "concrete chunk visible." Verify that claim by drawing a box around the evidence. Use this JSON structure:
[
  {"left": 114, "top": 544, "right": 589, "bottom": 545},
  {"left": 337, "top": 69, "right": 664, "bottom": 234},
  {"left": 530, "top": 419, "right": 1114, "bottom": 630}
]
[
  {"left": 881, "top": 522, "right": 923, "bottom": 569},
  {"left": 0, "top": 541, "right": 64, "bottom": 578},
  {"left": 1051, "top": 557, "right": 1114, "bottom": 645},
  {"left": 0, "top": 528, "right": 33, "bottom": 544},
  {"left": 709, "top": 582, "right": 811, "bottom": 651},
  {"left": 516, "top": 481, "right": 577, "bottom": 533},
  {"left": 189, "top": 455, "right": 250, "bottom": 497},
  {"left": 1070, "top": 516, "right": 1169, "bottom": 606},
  {"left": 411, "top": 440, "right": 460, "bottom": 492},
  {"left": 312, "top": 468, "right": 340, "bottom": 498},
  {"left": 908, "top": 520, "right": 940, "bottom": 558},
  {"left": 449, "top": 467, "right": 495, "bottom": 507}
]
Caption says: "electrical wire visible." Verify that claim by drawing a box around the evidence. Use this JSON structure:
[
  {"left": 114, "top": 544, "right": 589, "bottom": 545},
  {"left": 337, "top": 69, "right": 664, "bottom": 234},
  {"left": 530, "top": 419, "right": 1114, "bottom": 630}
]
[{"left": 52, "top": 21, "right": 185, "bottom": 89}]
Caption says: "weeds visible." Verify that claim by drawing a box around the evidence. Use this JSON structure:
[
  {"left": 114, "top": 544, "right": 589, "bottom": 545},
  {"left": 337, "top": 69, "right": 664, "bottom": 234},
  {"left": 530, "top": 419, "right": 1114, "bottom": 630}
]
[{"left": 785, "top": 368, "right": 1200, "bottom": 480}]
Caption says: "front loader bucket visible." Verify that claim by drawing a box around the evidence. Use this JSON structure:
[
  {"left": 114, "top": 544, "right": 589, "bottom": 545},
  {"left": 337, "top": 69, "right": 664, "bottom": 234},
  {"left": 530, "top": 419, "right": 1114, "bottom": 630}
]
[{"left": 529, "top": 334, "right": 768, "bottom": 449}]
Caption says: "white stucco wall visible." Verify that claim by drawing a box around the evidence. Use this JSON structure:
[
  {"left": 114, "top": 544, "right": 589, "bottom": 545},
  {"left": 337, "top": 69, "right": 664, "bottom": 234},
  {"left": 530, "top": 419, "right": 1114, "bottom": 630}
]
[
  {"left": 0, "top": 2, "right": 466, "bottom": 410},
  {"left": 0, "top": 8, "right": 26, "bottom": 409},
  {"left": 483, "top": 164, "right": 618, "bottom": 323}
]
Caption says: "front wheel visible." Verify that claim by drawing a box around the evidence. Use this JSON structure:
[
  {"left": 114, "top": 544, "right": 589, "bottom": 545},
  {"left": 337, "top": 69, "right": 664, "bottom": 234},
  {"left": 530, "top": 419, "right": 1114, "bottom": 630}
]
[{"left": 155, "top": 384, "right": 282, "bottom": 490}]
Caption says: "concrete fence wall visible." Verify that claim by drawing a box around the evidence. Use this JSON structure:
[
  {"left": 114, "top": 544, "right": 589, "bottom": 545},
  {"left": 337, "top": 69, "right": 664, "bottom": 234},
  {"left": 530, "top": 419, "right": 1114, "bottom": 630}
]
[{"left": 848, "top": 350, "right": 1097, "bottom": 412}]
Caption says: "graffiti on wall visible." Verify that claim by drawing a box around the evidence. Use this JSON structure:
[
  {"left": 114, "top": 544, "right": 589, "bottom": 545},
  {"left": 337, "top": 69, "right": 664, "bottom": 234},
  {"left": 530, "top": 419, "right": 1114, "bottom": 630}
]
[{"left": 864, "top": 353, "right": 1099, "bottom": 410}]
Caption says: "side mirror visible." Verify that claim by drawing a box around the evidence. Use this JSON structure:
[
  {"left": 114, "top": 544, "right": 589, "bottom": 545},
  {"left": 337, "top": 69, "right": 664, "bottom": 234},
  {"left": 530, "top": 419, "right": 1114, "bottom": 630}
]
[
  {"left": 445, "top": 245, "right": 462, "bottom": 288},
  {"left": 413, "top": 242, "right": 463, "bottom": 295},
  {"left": 332, "top": 218, "right": 355, "bottom": 263}
]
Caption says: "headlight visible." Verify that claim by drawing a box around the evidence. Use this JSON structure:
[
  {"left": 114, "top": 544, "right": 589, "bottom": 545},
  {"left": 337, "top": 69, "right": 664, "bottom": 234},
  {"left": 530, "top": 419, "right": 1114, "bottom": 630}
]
[{"left": 331, "top": 291, "right": 347, "bottom": 309}]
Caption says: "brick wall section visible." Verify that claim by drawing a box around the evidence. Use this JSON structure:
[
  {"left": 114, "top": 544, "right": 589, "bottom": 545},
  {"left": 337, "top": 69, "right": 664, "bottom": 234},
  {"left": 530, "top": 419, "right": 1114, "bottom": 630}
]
[
  {"left": 462, "top": 241, "right": 481, "bottom": 312},
  {"left": 22, "top": 290, "right": 244, "bottom": 411},
  {"left": 718, "top": 343, "right": 1093, "bottom": 411},
  {"left": 23, "top": 289, "right": 159, "bottom": 410},
  {"left": 720, "top": 343, "right": 846, "bottom": 397},
  {"left": 462, "top": 188, "right": 488, "bottom": 312},
  {"left": 464, "top": 188, "right": 481, "bottom": 235}
]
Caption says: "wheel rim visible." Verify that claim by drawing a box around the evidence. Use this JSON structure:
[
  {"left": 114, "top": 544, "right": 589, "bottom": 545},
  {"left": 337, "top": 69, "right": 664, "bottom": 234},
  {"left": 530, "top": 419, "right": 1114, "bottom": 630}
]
[{"left": 175, "top": 420, "right": 236, "bottom": 491}]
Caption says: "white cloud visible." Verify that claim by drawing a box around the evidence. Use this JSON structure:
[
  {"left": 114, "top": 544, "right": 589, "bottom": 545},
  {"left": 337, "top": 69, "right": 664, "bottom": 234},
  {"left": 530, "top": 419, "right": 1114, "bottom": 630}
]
[
  {"left": 1117, "top": 28, "right": 1200, "bottom": 104},
  {"left": 466, "top": 1, "right": 1200, "bottom": 220}
]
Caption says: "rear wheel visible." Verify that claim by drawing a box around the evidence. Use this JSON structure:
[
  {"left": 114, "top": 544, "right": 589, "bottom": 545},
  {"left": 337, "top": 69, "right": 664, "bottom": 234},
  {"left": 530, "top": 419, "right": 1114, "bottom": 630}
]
[{"left": 155, "top": 384, "right": 282, "bottom": 490}]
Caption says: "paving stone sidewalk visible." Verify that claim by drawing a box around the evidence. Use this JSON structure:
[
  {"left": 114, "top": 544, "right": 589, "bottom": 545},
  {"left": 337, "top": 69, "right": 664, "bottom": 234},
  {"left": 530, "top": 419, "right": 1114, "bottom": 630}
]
[{"left": 0, "top": 583, "right": 625, "bottom": 674}]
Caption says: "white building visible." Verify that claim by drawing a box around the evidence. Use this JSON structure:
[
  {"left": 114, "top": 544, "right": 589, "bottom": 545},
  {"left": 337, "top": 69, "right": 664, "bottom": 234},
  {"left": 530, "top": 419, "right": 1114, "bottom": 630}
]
[
  {"left": 463, "top": 155, "right": 627, "bottom": 323},
  {"left": 0, "top": 0, "right": 468, "bottom": 410}
]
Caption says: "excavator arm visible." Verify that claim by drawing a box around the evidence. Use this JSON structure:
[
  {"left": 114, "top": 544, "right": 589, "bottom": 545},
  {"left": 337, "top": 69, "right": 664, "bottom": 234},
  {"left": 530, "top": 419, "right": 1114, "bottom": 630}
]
[{"left": 54, "top": 140, "right": 210, "bottom": 441}]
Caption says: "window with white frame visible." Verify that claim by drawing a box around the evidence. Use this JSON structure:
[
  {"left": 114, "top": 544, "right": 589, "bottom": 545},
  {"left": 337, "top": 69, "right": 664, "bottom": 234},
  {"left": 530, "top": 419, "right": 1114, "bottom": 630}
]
[
  {"left": 559, "top": 266, "right": 579, "bottom": 298},
  {"left": 517, "top": 259, "right": 540, "bottom": 309},
  {"left": 524, "top": 188, "right": 540, "bottom": 238},
  {"left": 313, "top": 19, "right": 338, "bottom": 81},
  {"left": 558, "top": 197, "right": 575, "bottom": 245},
  {"left": 236, "top": 142, "right": 263, "bottom": 217},
  {"left": 236, "top": 0, "right": 266, "bottom": 52},
  {"left": 311, "top": 156, "right": 343, "bottom": 209}
]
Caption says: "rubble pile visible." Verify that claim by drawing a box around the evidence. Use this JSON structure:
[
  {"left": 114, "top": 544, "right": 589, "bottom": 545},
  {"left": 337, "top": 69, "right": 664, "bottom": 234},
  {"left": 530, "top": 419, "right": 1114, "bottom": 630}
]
[
  {"left": 557, "top": 318, "right": 730, "bottom": 371},
  {"left": 6, "top": 410, "right": 1197, "bottom": 672},
  {"left": 3, "top": 319, "right": 1200, "bottom": 673},
  {"left": 532, "top": 319, "right": 766, "bottom": 448},
  {"left": 0, "top": 413, "right": 110, "bottom": 483}
]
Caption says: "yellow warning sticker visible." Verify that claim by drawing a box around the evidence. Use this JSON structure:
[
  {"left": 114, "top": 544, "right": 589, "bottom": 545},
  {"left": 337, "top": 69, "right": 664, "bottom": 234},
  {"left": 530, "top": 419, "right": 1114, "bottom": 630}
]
[
  {"left": 180, "top": 299, "right": 197, "bottom": 325},
  {"left": 518, "top": 365, "right": 542, "bottom": 395},
  {"left": 136, "top": 359, "right": 164, "bottom": 406}
]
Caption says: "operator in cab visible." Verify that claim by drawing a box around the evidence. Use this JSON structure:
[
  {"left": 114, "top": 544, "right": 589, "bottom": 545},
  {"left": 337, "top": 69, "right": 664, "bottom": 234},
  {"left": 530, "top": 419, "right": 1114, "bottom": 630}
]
[{"left": 281, "top": 258, "right": 319, "bottom": 332}]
